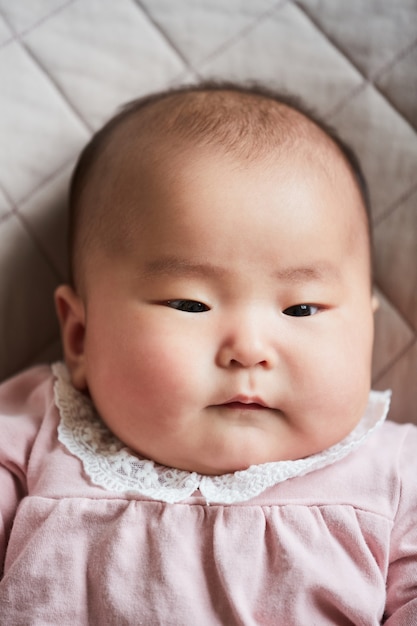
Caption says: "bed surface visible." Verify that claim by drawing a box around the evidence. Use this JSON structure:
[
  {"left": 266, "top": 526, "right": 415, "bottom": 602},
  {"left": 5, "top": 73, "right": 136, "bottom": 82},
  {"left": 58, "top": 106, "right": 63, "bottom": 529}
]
[{"left": 1, "top": 0, "right": 416, "bottom": 424}]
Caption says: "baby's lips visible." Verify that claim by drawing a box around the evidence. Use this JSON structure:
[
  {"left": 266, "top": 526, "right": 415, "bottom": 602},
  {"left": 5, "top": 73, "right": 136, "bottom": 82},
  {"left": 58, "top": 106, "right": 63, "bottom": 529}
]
[{"left": 216, "top": 394, "right": 270, "bottom": 409}]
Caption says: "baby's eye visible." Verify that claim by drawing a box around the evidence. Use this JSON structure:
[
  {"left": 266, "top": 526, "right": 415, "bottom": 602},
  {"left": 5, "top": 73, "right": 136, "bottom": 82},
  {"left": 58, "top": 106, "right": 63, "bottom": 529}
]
[
  {"left": 283, "top": 304, "right": 319, "bottom": 317},
  {"left": 165, "top": 300, "right": 209, "bottom": 313}
]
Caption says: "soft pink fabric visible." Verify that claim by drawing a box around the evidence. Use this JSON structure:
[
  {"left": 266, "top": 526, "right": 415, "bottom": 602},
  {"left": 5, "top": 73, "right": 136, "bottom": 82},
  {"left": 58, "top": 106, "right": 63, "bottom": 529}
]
[{"left": 1, "top": 366, "right": 417, "bottom": 625}]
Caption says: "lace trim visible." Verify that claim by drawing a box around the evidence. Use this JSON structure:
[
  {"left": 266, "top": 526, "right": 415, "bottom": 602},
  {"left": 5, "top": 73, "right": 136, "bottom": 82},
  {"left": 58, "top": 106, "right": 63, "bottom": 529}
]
[{"left": 53, "top": 362, "right": 391, "bottom": 504}]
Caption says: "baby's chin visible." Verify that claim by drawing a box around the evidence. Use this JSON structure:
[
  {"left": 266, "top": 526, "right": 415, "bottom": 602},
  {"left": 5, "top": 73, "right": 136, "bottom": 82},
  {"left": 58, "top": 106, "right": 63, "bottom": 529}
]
[
  {"left": 143, "top": 449, "right": 263, "bottom": 476},
  {"left": 149, "top": 448, "right": 305, "bottom": 476},
  {"left": 131, "top": 418, "right": 362, "bottom": 476},
  {"left": 153, "top": 430, "right": 358, "bottom": 475}
]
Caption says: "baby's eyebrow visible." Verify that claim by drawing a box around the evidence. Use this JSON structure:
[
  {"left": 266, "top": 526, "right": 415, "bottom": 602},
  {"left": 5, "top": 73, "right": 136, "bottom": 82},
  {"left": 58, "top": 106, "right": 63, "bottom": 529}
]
[
  {"left": 274, "top": 263, "right": 340, "bottom": 283},
  {"left": 141, "top": 257, "right": 228, "bottom": 279},
  {"left": 140, "top": 257, "right": 339, "bottom": 284}
]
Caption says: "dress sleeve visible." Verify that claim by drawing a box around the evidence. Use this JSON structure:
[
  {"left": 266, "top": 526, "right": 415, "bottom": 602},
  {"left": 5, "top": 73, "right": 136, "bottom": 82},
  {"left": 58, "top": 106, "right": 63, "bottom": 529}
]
[
  {"left": 0, "top": 366, "right": 50, "bottom": 577},
  {"left": 384, "top": 423, "right": 417, "bottom": 624}
]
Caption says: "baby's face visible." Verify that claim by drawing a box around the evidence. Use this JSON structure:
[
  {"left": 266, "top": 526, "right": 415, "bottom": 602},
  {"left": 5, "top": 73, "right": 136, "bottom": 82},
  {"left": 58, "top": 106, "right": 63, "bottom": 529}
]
[{"left": 71, "top": 144, "right": 374, "bottom": 475}]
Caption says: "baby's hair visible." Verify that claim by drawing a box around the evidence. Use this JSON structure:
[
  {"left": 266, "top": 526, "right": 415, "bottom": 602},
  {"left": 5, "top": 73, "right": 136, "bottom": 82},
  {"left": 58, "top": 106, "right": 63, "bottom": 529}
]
[{"left": 69, "top": 81, "right": 372, "bottom": 290}]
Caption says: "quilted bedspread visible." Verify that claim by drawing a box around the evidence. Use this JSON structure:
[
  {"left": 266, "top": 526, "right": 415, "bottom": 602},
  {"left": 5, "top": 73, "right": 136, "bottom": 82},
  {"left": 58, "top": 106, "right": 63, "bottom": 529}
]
[{"left": 1, "top": 0, "right": 416, "bottom": 425}]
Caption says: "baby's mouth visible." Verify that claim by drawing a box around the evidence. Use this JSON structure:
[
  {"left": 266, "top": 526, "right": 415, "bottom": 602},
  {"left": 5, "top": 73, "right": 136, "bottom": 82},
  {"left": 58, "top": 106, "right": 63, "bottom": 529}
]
[
  {"left": 215, "top": 395, "right": 271, "bottom": 411},
  {"left": 222, "top": 401, "right": 267, "bottom": 410}
]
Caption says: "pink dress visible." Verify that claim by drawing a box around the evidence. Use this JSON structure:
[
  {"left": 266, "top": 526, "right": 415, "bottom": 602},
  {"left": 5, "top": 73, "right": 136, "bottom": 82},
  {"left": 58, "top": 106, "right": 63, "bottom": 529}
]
[{"left": 0, "top": 364, "right": 417, "bottom": 625}]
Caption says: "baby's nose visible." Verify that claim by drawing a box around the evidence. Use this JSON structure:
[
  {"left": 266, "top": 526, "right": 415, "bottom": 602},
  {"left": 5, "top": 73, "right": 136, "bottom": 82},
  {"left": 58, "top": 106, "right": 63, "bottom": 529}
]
[{"left": 216, "top": 316, "right": 277, "bottom": 369}]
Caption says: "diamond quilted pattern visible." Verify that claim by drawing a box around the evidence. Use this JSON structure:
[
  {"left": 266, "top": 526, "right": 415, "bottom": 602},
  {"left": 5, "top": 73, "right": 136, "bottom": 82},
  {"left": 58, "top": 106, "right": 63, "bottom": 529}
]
[
  {"left": 200, "top": 2, "right": 364, "bottom": 115},
  {"left": 375, "top": 43, "right": 417, "bottom": 129},
  {"left": 0, "top": 13, "right": 12, "bottom": 45},
  {"left": 329, "top": 85, "right": 417, "bottom": 219},
  {"left": 374, "top": 190, "right": 417, "bottom": 331},
  {"left": 23, "top": 0, "right": 187, "bottom": 129},
  {"left": 372, "top": 288, "right": 415, "bottom": 382},
  {"left": 0, "top": 0, "right": 73, "bottom": 35},
  {"left": 138, "top": 0, "right": 279, "bottom": 66},
  {"left": 296, "top": 0, "right": 417, "bottom": 79},
  {"left": 0, "top": 41, "right": 88, "bottom": 204},
  {"left": 19, "top": 165, "right": 72, "bottom": 281},
  {"left": 374, "top": 343, "right": 417, "bottom": 424},
  {"left": 0, "top": 187, "right": 12, "bottom": 219}
]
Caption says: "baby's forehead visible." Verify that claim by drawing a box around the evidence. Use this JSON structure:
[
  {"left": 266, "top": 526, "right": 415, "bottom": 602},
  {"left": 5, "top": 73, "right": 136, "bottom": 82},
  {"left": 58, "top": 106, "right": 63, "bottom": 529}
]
[
  {"left": 107, "top": 110, "right": 358, "bottom": 200},
  {"left": 96, "top": 115, "right": 365, "bottom": 247},
  {"left": 71, "top": 89, "right": 371, "bottom": 290},
  {"left": 107, "top": 94, "right": 326, "bottom": 157},
  {"left": 77, "top": 86, "right": 367, "bottom": 210},
  {"left": 100, "top": 99, "right": 344, "bottom": 190}
]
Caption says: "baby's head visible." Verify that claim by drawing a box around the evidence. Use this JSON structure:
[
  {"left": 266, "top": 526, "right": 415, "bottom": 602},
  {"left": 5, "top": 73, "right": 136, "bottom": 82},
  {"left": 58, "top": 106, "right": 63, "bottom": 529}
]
[{"left": 56, "top": 82, "right": 375, "bottom": 475}]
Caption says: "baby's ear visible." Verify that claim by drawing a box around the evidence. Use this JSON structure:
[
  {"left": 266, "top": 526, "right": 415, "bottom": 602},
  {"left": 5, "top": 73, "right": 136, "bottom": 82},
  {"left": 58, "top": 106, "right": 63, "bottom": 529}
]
[{"left": 54, "top": 285, "right": 87, "bottom": 390}]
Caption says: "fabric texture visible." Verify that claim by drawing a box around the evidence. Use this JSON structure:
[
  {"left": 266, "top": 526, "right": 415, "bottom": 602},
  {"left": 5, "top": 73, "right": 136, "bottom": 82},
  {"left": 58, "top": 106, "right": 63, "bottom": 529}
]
[{"left": 1, "top": 365, "right": 417, "bottom": 625}]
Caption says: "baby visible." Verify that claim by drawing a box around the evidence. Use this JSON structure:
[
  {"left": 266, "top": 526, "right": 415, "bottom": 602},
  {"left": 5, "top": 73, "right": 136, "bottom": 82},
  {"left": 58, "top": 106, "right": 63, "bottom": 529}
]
[{"left": 1, "top": 82, "right": 416, "bottom": 624}]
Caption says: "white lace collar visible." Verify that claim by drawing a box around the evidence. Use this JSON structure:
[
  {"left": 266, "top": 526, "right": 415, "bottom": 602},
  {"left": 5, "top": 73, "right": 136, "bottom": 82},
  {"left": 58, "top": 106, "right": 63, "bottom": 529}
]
[{"left": 53, "top": 362, "right": 391, "bottom": 505}]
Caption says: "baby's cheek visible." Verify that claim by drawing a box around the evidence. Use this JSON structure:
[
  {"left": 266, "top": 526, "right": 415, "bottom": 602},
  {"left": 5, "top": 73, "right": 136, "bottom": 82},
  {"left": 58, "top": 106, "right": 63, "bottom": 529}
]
[
  {"left": 298, "top": 331, "right": 369, "bottom": 406},
  {"left": 127, "top": 339, "right": 199, "bottom": 406}
]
